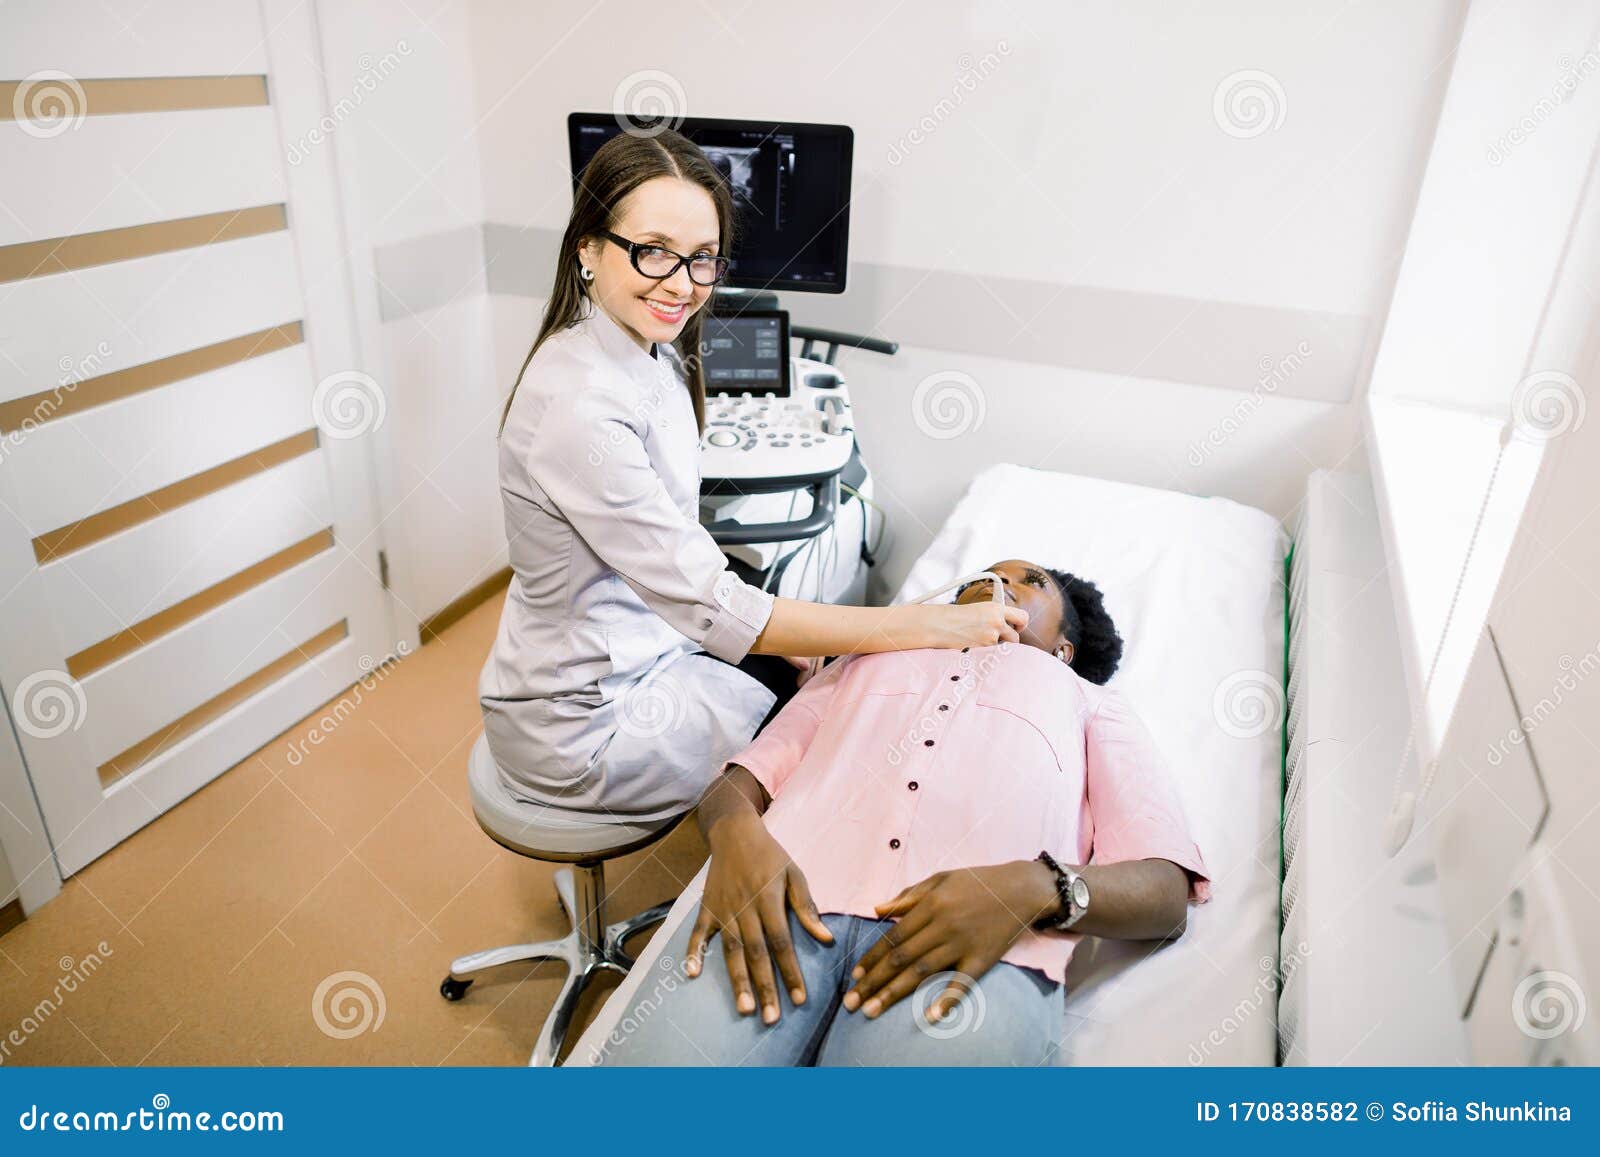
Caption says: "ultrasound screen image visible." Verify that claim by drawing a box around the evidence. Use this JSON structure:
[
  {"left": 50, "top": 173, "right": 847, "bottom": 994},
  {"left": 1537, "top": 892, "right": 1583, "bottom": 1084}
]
[{"left": 570, "top": 115, "right": 852, "bottom": 292}]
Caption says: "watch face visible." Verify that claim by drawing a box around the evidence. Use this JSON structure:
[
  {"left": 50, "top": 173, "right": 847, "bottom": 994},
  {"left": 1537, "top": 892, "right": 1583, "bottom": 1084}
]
[{"left": 1071, "top": 877, "right": 1091, "bottom": 909}]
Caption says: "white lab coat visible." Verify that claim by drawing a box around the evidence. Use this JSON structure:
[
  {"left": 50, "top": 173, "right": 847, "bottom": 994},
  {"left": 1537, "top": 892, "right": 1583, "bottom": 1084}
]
[{"left": 479, "top": 304, "right": 776, "bottom": 821}]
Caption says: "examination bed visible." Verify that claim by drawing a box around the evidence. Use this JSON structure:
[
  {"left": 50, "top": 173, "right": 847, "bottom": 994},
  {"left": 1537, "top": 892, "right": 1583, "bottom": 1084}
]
[{"left": 572, "top": 463, "right": 1289, "bottom": 1066}]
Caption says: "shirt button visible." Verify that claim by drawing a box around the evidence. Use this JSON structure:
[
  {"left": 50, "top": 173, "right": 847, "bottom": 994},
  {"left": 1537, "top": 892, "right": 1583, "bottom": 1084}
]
[
  {"left": 889, "top": 838, "right": 901, "bottom": 850},
  {"left": 923, "top": 739, "right": 934, "bottom": 747},
  {"left": 700, "top": 618, "right": 713, "bottom": 629},
  {"left": 962, "top": 647, "right": 970, "bottom": 653},
  {"left": 907, "top": 781, "right": 919, "bottom": 791},
  {"left": 938, "top": 704, "right": 949, "bottom": 711},
  {"left": 949, "top": 675, "right": 959, "bottom": 682}
]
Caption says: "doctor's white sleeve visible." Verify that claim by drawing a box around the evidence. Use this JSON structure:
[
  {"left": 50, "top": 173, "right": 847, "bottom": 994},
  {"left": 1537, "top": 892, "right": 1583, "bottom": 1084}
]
[{"left": 528, "top": 386, "right": 775, "bottom": 662}]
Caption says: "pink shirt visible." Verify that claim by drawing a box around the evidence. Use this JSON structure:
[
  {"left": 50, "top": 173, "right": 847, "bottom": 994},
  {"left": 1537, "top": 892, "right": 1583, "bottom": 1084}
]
[{"left": 728, "top": 642, "right": 1211, "bottom": 981}]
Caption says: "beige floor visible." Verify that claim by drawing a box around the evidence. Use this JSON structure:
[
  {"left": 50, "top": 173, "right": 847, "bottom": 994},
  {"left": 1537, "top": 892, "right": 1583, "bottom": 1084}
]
[{"left": 0, "top": 593, "right": 707, "bottom": 1065}]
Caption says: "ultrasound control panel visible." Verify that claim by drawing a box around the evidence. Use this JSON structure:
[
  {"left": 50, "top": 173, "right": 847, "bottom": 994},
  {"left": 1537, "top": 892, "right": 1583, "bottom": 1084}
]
[{"left": 699, "top": 355, "right": 854, "bottom": 485}]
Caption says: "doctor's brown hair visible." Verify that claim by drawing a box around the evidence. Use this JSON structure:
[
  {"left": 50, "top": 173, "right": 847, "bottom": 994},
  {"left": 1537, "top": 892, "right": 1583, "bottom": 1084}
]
[{"left": 501, "top": 129, "right": 734, "bottom": 433}]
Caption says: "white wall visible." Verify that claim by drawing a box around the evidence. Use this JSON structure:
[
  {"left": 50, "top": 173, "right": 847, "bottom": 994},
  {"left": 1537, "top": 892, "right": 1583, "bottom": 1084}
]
[
  {"left": 465, "top": 0, "right": 1465, "bottom": 589},
  {"left": 471, "top": 1, "right": 1457, "bottom": 312},
  {"left": 315, "top": 0, "right": 508, "bottom": 626},
  {"left": 306, "top": 0, "right": 1473, "bottom": 607}
]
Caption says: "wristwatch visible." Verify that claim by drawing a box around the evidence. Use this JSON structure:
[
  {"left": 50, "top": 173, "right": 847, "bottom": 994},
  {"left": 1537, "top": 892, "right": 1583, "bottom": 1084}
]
[{"left": 1034, "top": 850, "right": 1091, "bottom": 931}]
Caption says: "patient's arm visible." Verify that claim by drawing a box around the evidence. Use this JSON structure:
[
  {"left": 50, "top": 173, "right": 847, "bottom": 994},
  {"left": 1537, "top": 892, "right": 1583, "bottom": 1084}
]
[
  {"left": 1063, "top": 857, "right": 1191, "bottom": 939},
  {"left": 841, "top": 857, "right": 1191, "bottom": 1022},
  {"left": 685, "top": 765, "right": 833, "bottom": 1026}
]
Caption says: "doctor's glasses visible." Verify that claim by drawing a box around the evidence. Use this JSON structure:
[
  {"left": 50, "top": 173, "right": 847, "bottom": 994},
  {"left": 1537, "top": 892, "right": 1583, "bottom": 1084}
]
[{"left": 601, "top": 230, "right": 731, "bottom": 285}]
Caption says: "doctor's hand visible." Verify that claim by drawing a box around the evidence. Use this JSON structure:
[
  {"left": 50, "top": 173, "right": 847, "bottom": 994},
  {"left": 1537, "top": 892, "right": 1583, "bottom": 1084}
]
[
  {"left": 686, "top": 811, "right": 834, "bottom": 1025},
  {"left": 927, "top": 602, "right": 1029, "bottom": 649},
  {"left": 843, "top": 861, "right": 1054, "bottom": 1023}
]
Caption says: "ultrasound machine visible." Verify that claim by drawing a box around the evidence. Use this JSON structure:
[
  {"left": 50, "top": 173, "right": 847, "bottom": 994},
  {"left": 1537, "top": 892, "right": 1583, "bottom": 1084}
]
[{"left": 568, "top": 114, "right": 893, "bottom": 605}]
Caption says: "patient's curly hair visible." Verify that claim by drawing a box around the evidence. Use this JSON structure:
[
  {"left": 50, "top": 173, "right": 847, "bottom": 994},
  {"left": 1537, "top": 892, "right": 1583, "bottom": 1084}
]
[{"left": 1043, "top": 569, "right": 1123, "bottom": 685}]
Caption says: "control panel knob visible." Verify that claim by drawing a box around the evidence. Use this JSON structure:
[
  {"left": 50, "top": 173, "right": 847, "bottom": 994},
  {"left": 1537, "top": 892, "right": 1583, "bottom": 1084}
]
[{"left": 707, "top": 429, "right": 739, "bottom": 448}]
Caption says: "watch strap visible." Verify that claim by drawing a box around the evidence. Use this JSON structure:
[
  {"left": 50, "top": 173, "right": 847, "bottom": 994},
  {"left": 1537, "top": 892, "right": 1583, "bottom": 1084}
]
[{"left": 1033, "top": 850, "right": 1084, "bottom": 931}]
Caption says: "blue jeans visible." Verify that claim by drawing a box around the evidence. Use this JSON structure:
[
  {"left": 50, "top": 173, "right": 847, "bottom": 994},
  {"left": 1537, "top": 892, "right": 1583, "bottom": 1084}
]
[{"left": 586, "top": 910, "right": 1063, "bottom": 1067}]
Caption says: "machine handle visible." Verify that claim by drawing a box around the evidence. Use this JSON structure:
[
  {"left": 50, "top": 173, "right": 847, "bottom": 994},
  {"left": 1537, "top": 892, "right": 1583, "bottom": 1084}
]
[
  {"left": 791, "top": 325, "right": 899, "bottom": 365},
  {"left": 703, "top": 476, "right": 838, "bottom": 546}
]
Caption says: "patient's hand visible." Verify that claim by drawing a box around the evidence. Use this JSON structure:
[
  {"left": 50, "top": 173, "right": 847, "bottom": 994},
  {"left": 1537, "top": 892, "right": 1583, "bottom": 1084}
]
[
  {"left": 779, "top": 654, "right": 820, "bottom": 688},
  {"left": 686, "top": 811, "right": 834, "bottom": 1025},
  {"left": 843, "top": 862, "right": 1054, "bottom": 1023}
]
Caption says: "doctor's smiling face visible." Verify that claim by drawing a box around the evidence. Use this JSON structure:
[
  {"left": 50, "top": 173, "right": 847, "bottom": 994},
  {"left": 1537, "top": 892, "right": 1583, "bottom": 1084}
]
[
  {"left": 508, "top": 129, "right": 732, "bottom": 431},
  {"left": 579, "top": 175, "right": 720, "bottom": 350}
]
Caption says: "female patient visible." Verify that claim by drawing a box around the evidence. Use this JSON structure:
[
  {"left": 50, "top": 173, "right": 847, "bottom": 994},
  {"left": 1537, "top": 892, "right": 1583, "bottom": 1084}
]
[{"left": 591, "top": 560, "right": 1211, "bottom": 1067}]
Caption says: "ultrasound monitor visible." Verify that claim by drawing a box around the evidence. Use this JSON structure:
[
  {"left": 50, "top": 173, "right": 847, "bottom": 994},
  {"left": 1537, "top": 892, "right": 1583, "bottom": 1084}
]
[
  {"left": 567, "top": 114, "right": 853, "bottom": 293},
  {"left": 698, "top": 311, "right": 790, "bottom": 395}
]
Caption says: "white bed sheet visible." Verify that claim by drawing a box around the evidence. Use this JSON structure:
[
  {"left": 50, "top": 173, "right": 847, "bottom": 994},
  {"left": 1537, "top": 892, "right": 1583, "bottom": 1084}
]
[{"left": 573, "top": 463, "right": 1287, "bottom": 1066}]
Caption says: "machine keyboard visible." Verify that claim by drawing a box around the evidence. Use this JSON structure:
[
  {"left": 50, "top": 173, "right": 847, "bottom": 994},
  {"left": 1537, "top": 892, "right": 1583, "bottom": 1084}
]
[{"left": 702, "top": 396, "right": 834, "bottom": 453}]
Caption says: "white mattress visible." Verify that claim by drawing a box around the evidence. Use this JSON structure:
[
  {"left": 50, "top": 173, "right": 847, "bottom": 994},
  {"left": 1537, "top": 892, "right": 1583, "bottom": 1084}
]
[
  {"left": 574, "top": 463, "right": 1287, "bottom": 1066},
  {"left": 896, "top": 464, "right": 1288, "bottom": 1065}
]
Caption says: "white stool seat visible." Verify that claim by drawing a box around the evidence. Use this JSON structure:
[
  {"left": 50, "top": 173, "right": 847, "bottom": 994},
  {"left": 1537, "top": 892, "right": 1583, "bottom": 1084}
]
[{"left": 467, "top": 733, "right": 678, "bottom": 861}]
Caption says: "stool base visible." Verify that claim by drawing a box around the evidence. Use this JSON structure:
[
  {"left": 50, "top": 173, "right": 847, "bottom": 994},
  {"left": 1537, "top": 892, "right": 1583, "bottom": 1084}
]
[{"left": 442, "top": 864, "right": 672, "bottom": 1065}]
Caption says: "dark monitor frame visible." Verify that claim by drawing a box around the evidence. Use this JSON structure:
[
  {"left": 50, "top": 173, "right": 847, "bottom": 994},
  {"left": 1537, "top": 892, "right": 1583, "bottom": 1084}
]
[
  {"left": 566, "top": 113, "right": 853, "bottom": 295},
  {"left": 699, "top": 309, "right": 791, "bottom": 397}
]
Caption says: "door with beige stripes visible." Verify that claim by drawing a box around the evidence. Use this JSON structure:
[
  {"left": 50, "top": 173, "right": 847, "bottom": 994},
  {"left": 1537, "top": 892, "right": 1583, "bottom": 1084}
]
[{"left": 0, "top": 1, "right": 402, "bottom": 875}]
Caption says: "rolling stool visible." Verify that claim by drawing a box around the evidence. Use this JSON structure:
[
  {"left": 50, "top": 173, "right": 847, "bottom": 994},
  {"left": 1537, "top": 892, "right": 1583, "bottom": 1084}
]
[{"left": 440, "top": 734, "right": 681, "bottom": 1065}]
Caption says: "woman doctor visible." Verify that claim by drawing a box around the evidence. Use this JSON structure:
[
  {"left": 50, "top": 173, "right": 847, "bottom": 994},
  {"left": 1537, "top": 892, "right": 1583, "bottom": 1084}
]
[{"left": 479, "top": 129, "right": 1026, "bottom": 824}]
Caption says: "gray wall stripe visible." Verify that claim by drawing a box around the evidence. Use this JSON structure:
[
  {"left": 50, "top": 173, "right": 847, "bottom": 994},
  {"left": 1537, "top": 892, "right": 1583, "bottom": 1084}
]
[
  {"left": 372, "top": 224, "right": 487, "bottom": 321},
  {"left": 370, "top": 221, "right": 1369, "bottom": 402}
]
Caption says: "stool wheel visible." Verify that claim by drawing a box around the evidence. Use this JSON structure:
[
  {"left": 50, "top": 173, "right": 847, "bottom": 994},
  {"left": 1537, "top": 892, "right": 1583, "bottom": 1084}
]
[{"left": 439, "top": 976, "right": 473, "bottom": 1002}]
